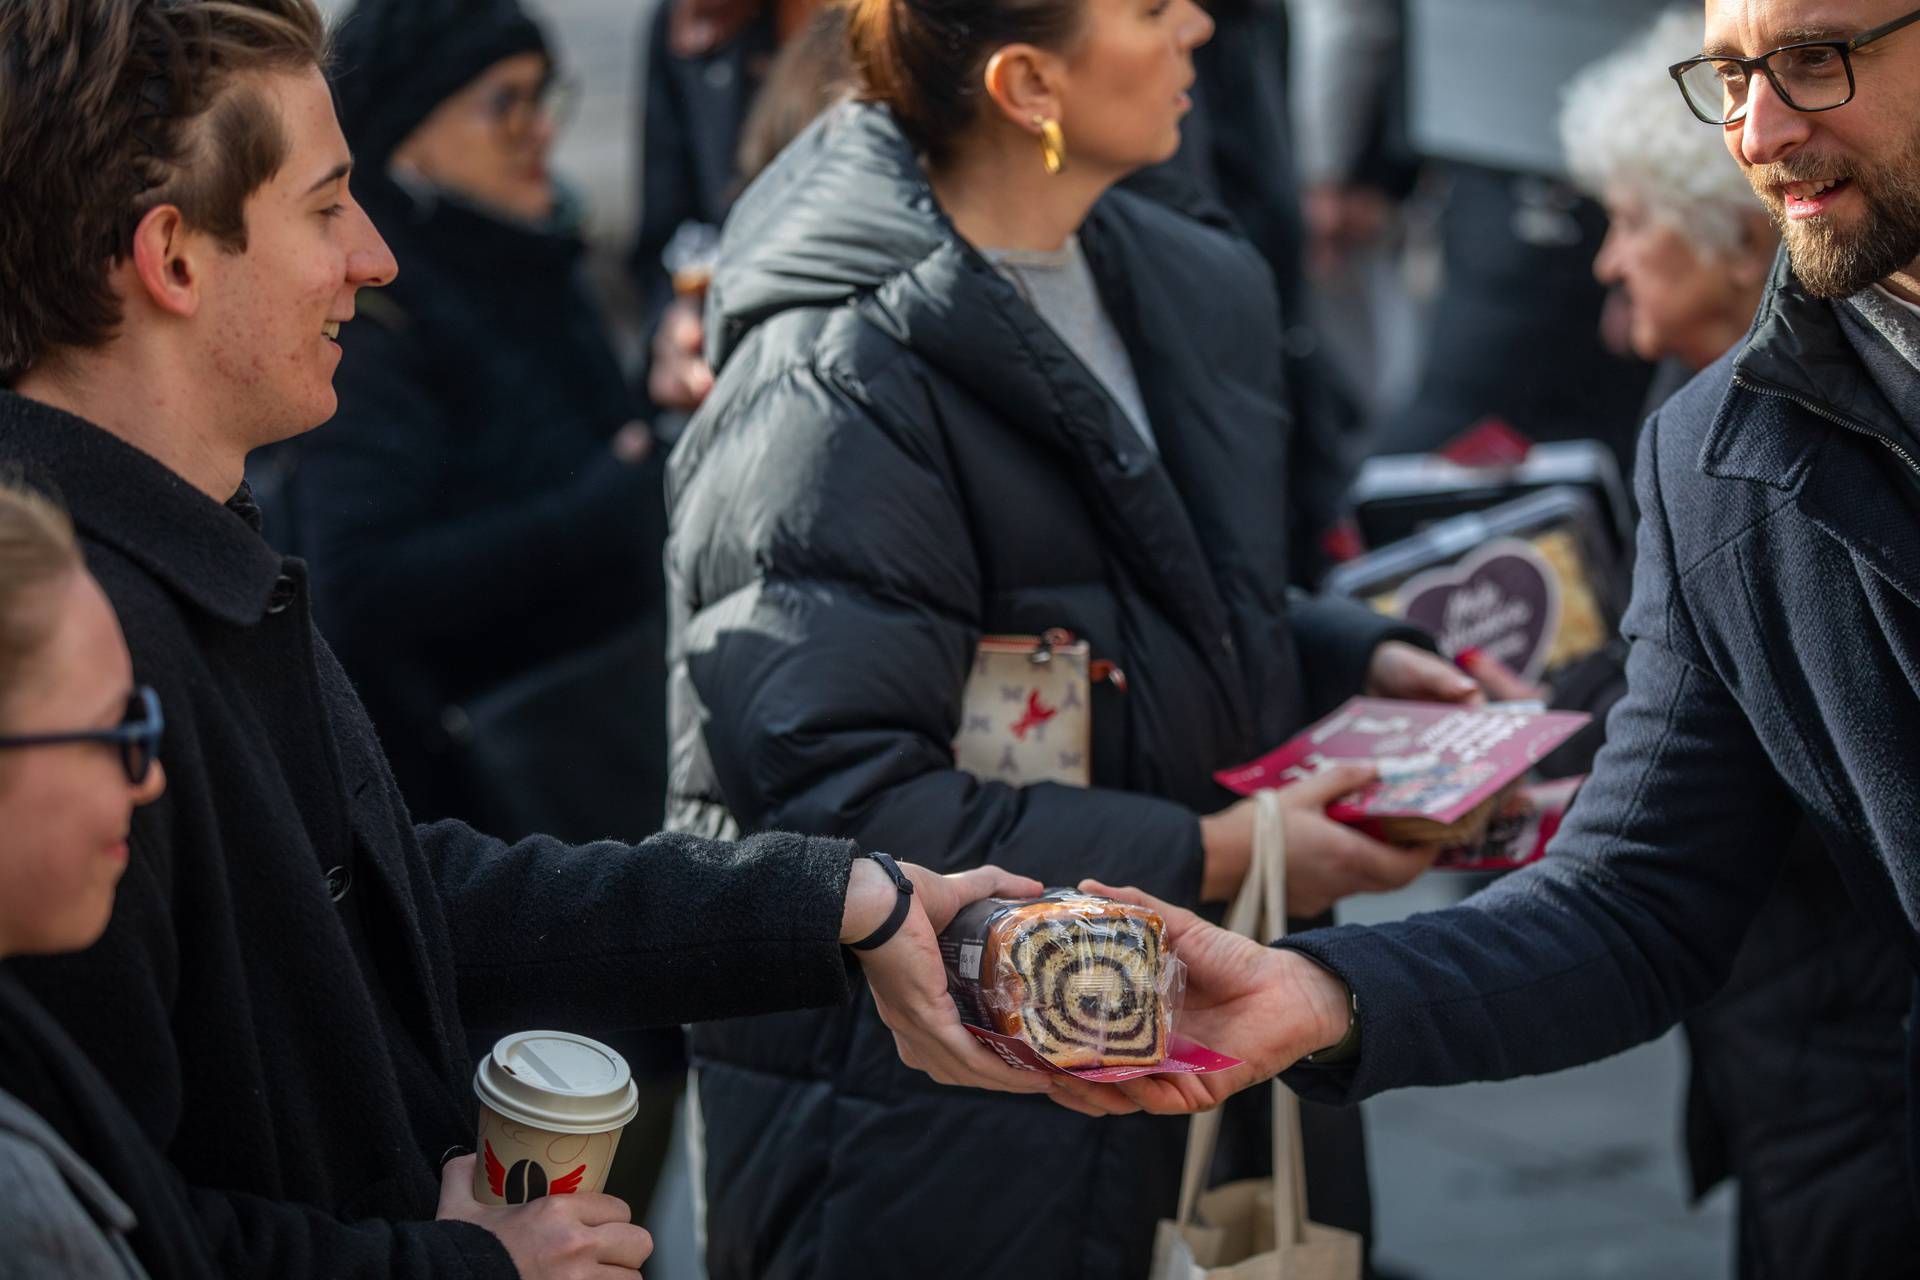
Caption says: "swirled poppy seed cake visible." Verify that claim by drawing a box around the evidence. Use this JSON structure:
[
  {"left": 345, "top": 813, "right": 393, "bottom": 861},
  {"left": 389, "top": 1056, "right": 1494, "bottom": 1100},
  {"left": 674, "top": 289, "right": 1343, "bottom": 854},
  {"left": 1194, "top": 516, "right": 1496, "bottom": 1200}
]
[{"left": 940, "top": 892, "right": 1170, "bottom": 1070}]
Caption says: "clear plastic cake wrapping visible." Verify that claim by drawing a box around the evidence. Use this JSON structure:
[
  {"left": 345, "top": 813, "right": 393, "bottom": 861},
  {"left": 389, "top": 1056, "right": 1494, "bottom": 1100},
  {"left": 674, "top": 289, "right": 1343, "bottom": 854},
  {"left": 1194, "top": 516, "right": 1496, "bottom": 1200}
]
[{"left": 937, "top": 891, "right": 1238, "bottom": 1082}]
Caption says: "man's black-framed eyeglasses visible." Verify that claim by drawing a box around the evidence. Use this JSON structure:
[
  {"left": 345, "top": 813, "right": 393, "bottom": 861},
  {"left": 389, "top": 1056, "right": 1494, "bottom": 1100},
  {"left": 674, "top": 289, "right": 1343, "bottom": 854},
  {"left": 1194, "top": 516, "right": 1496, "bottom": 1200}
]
[
  {"left": 0, "top": 686, "right": 164, "bottom": 785},
  {"left": 1669, "top": 4, "right": 1920, "bottom": 125}
]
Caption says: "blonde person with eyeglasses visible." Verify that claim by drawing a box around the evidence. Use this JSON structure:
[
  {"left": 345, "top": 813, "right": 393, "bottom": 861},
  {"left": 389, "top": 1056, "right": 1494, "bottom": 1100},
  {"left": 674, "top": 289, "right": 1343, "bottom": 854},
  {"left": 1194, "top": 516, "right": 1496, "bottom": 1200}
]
[{"left": 0, "top": 480, "right": 218, "bottom": 1280}]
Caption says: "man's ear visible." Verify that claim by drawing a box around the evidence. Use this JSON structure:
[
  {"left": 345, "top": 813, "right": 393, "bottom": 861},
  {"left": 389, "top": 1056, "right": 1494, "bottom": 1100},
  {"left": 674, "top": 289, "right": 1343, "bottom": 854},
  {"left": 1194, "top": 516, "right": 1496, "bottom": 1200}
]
[
  {"left": 128, "top": 204, "right": 204, "bottom": 320},
  {"left": 982, "top": 45, "right": 1065, "bottom": 133}
]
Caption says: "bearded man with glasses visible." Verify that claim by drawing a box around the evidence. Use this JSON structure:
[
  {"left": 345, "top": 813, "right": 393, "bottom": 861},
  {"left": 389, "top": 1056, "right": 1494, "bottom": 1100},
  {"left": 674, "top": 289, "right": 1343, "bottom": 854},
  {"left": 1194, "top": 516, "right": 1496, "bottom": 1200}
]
[
  {"left": 1054, "top": 5, "right": 1920, "bottom": 1271},
  {"left": 1669, "top": 4, "right": 1920, "bottom": 304}
]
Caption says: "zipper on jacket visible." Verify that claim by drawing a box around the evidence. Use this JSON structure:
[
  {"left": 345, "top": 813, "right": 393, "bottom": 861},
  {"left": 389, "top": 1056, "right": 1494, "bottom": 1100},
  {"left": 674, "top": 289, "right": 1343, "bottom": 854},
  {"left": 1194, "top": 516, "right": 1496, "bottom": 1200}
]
[{"left": 1733, "top": 373, "right": 1920, "bottom": 483}]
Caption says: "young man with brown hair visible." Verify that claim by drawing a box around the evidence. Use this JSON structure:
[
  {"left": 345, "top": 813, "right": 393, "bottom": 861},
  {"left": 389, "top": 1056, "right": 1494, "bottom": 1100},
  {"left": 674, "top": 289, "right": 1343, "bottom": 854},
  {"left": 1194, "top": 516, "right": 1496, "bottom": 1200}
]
[{"left": 0, "top": 4, "right": 1046, "bottom": 1277}]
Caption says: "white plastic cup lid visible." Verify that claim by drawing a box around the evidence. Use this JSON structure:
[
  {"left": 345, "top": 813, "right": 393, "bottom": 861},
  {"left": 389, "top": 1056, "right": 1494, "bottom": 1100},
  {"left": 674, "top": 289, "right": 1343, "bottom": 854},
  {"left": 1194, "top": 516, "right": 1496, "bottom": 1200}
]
[{"left": 473, "top": 1031, "right": 640, "bottom": 1135}]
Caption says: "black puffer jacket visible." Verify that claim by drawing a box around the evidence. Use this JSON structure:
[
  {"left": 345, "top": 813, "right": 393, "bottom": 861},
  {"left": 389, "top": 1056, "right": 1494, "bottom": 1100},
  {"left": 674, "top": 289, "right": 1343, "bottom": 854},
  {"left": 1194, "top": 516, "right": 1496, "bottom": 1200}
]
[{"left": 666, "top": 104, "right": 1413, "bottom": 1280}]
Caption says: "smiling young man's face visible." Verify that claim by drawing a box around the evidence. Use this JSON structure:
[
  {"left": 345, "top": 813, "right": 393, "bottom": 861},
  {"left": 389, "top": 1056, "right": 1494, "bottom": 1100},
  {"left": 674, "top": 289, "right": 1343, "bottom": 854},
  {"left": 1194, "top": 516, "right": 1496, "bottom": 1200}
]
[
  {"left": 197, "top": 66, "right": 397, "bottom": 442},
  {"left": 1704, "top": 0, "right": 1920, "bottom": 298}
]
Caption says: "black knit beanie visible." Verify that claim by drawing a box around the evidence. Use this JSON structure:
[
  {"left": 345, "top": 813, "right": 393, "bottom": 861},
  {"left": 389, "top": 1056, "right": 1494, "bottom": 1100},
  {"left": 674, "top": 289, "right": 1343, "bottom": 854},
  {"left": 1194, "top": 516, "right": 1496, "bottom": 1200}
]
[{"left": 329, "top": 0, "right": 550, "bottom": 169}]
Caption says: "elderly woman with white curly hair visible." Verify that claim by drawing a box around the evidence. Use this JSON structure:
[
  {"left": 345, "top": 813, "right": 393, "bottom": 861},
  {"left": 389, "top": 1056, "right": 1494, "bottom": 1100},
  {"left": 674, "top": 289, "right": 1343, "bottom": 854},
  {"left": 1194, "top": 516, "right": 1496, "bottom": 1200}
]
[
  {"left": 1554, "top": 15, "right": 1919, "bottom": 1279},
  {"left": 1560, "top": 9, "right": 1779, "bottom": 377}
]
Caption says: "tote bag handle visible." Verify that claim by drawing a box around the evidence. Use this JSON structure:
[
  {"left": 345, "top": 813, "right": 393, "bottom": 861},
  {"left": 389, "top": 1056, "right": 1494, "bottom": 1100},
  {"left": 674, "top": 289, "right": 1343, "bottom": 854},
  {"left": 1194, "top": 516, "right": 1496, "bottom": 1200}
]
[{"left": 1171, "top": 791, "right": 1308, "bottom": 1249}]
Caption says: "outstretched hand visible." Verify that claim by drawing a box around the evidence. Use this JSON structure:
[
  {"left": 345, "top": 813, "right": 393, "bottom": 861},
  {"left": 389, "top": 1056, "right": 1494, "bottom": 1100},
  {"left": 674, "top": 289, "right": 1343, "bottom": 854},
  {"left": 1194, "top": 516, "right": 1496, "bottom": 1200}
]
[{"left": 1047, "top": 882, "right": 1354, "bottom": 1118}]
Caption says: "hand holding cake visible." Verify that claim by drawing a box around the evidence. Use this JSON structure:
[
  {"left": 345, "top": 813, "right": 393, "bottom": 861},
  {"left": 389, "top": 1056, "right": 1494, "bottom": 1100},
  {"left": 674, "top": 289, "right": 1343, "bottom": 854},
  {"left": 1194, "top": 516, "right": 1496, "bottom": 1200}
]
[
  {"left": 844, "top": 857, "right": 1063, "bottom": 1095},
  {"left": 1045, "top": 882, "right": 1355, "bottom": 1119}
]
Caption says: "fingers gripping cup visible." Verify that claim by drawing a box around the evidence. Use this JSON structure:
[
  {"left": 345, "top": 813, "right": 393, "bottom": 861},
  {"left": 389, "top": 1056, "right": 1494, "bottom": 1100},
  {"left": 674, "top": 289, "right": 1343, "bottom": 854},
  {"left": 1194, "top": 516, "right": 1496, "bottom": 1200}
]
[{"left": 472, "top": 1031, "right": 640, "bottom": 1206}]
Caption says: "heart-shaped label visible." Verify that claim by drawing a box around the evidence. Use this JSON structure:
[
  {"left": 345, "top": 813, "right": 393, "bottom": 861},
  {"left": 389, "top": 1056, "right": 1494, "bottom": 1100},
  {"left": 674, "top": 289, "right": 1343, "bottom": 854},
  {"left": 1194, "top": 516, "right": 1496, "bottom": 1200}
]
[{"left": 1398, "top": 538, "right": 1561, "bottom": 681}]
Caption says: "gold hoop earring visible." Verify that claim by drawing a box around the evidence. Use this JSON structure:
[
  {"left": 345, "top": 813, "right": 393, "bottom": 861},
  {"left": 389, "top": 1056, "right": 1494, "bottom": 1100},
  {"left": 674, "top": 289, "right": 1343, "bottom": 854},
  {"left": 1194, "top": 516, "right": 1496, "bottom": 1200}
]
[{"left": 1034, "top": 116, "right": 1066, "bottom": 176}]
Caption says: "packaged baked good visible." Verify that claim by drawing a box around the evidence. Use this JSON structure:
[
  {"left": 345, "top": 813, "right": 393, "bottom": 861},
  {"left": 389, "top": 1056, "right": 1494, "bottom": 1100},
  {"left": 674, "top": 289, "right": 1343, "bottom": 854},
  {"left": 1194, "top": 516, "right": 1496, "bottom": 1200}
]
[
  {"left": 938, "top": 891, "right": 1178, "bottom": 1071},
  {"left": 1326, "top": 487, "right": 1626, "bottom": 685}
]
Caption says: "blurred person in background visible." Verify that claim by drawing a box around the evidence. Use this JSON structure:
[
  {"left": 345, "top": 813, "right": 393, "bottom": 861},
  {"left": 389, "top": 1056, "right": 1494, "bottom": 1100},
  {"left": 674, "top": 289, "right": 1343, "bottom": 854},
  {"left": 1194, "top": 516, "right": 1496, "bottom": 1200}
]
[
  {"left": 1566, "top": 10, "right": 1780, "bottom": 403},
  {"left": 1368, "top": 0, "right": 1669, "bottom": 470},
  {"left": 1556, "top": 16, "right": 1917, "bottom": 1274},
  {"left": 663, "top": 0, "right": 1491, "bottom": 1275},
  {"left": 633, "top": 0, "right": 827, "bottom": 428},
  {"left": 300, "top": 0, "right": 684, "bottom": 1216},
  {"left": 0, "top": 481, "right": 212, "bottom": 1279},
  {"left": 1285, "top": 0, "right": 1423, "bottom": 430},
  {"left": 732, "top": 5, "right": 854, "bottom": 183}
]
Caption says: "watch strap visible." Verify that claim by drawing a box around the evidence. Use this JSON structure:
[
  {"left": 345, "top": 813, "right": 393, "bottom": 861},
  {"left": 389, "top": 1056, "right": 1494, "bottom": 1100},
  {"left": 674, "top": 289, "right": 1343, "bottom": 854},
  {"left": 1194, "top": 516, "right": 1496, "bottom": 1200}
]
[
  {"left": 1301, "top": 986, "right": 1361, "bottom": 1065},
  {"left": 848, "top": 852, "right": 914, "bottom": 952}
]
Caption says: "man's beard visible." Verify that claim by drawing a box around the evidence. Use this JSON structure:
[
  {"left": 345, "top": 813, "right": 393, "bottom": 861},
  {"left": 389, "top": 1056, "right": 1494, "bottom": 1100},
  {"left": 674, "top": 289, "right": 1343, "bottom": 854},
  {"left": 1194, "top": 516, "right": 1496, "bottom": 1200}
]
[{"left": 1746, "top": 122, "right": 1920, "bottom": 299}]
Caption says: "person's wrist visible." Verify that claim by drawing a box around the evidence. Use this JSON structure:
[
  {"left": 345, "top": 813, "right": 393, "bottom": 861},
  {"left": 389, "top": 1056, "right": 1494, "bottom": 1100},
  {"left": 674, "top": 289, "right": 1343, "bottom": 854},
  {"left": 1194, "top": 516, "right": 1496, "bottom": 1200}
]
[
  {"left": 1197, "top": 812, "right": 1248, "bottom": 903},
  {"left": 839, "top": 855, "right": 898, "bottom": 945},
  {"left": 1273, "top": 948, "right": 1354, "bottom": 1061}
]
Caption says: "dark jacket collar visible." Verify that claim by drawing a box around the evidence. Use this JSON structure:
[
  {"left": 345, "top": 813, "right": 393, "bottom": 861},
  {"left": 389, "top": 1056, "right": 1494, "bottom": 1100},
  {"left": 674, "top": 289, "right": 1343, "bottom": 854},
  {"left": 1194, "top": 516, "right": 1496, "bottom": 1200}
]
[
  {"left": 1698, "top": 254, "right": 1920, "bottom": 611},
  {"left": 0, "top": 391, "right": 285, "bottom": 626},
  {"left": 1704, "top": 249, "right": 1911, "bottom": 488}
]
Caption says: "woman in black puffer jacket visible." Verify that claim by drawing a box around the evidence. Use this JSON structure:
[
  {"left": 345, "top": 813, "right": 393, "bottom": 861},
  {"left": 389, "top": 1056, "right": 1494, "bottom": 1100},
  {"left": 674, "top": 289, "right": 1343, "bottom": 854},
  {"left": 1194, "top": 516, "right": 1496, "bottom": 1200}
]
[{"left": 666, "top": 4, "right": 1478, "bottom": 1275}]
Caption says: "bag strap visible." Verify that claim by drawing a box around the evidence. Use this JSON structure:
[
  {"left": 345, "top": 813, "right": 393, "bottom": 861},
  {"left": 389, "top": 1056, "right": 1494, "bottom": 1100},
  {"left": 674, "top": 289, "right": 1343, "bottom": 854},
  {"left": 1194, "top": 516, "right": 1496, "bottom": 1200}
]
[
  {"left": 1171, "top": 799, "right": 1269, "bottom": 1228},
  {"left": 1171, "top": 791, "right": 1310, "bottom": 1252}
]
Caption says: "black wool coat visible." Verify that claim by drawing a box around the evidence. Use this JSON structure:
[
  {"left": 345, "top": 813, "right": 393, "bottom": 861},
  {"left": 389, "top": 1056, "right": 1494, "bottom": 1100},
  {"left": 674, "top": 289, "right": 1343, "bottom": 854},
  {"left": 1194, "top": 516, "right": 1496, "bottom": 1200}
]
[
  {"left": 1, "top": 391, "right": 861, "bottom": 1280},
  {"left": 666, "top": 103, "right": 1412, "bottom": 1280},
  {"left": 1282, "top": 257, "right": 1920, "bottom": 1165}
]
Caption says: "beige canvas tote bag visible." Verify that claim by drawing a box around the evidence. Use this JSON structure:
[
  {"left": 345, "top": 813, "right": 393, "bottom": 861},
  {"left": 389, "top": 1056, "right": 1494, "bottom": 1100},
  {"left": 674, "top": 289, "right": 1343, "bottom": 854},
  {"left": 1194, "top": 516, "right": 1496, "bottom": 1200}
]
[{"left": 1148, "top": 791, "right": 1364, "bottom": 1280}]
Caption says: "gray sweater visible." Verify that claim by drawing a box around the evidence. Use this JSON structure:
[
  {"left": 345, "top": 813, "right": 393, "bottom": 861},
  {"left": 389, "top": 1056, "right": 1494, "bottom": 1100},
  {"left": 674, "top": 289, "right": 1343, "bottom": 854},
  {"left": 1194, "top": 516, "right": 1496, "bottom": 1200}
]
[{"left": 0, "top": 1089, "right": 147, "bottom": 1279}]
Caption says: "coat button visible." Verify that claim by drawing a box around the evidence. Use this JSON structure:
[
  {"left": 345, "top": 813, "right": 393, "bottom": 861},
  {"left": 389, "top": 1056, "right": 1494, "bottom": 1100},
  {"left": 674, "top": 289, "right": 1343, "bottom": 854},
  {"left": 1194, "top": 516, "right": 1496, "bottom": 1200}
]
[
  {"left": 266, "top": 574, "right": 296, "bottom": 616},
  {"left": 324, "top": 865, "right": 353, "bottom": 902}
]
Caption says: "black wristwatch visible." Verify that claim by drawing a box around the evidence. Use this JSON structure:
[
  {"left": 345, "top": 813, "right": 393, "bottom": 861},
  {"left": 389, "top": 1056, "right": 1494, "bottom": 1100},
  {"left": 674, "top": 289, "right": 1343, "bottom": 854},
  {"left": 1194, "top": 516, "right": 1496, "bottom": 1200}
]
[{"left": 847, "top": 852, "right": 915, "bottom": 952}]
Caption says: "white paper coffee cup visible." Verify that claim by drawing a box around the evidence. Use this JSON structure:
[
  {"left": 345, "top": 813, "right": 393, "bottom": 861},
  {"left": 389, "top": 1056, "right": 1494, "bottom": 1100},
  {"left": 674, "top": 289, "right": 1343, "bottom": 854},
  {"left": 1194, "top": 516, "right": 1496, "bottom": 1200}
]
[{"left": 471, "top": 1030, "right": 640, "bottom": 1206}]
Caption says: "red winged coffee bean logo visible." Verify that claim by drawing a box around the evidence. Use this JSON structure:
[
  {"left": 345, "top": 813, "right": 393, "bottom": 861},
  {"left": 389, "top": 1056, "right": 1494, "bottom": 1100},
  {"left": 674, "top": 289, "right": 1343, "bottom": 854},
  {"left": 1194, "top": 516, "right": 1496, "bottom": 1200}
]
[{"left": 485, "top": 1139, "right": 587, "bottom": 1204}]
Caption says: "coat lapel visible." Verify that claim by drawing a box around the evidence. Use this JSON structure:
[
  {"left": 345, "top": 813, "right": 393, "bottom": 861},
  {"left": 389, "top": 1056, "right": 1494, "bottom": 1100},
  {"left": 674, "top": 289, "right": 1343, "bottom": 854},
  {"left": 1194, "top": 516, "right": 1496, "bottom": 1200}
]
[
  {"left": 1797, "top": 432, "right": 1920, "bottom": 610},
  {"left": 1706, "top": 257, "right": 1920, "bottom": 610}
]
